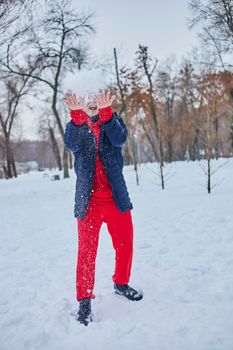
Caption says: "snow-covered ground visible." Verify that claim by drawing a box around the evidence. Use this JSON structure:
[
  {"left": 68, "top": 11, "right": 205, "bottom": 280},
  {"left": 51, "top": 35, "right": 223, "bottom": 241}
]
[{"left": 0, "top": 159, "right": 233, "bottom": 350}]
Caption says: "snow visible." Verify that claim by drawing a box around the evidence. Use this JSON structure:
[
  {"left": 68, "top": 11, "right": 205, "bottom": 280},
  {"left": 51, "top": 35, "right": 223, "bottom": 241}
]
[
  {"left": 63, "top": 68, "right": 108, "bottom": 97},
  {"left": 0, "top": 159, "right": 233, "bottom": 350}
]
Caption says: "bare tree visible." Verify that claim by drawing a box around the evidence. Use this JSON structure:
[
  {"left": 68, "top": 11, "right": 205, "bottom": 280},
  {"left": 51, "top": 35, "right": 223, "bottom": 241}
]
[
  {"left": 0, "top": 0, "right": 33, "bottom": 33},
  {"left": 197, "top": 72, "right": 229, "bottom": 192},
  {"left": 230, "top": 88, "right": 233, "bottom": 148},
  {"left": 156, "top": 56, "right": 179, "bottom": 162},
  {"left": 189, "top": 0, "right": 233, "bottom": 69},
  {"left": 0, "top": 74, "right": 33, "bottom": 178},
  {"left": 178, "top": 61, "right": 204, "bottom": 160},
  {"left": 113, "top": 48, "right": 140, "bottom": 185},
  {"left": 136, "top": 45, "right": 165, "bottom": 189},
  {"left": 38, "top": 111, "right": 62, "bottom": 171},
  {"left": 4, "top": 0, "right": 95, "bottom": 178}
]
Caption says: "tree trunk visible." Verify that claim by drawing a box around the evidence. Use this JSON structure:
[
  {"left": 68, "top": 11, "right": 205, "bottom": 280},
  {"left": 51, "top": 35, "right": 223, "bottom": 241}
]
[
  {"left": 160, "top": 162, "right": 165, "bottom": 190},
  {"left": 63, "top": 146, "right": 69, "bottom": 178},
  {"left": 167, "top": 136, "right": 173, "bottom": 162},
  {"left": 49, "top": 126, "right": 62, "bottom": 170},
  {"left": 207, "top": 112, "right": 212, "bottom": 193},
  {"left": 207, "top": 157, "right": 211, "bottom": 194},
  {"left": 132, "top": 137, "right": 139, "bottom": 186},
  {"left": 5, "top": 138, "right": 13, "bottom": 178},
  {"left": 113, "top": 47, "right": 139, "bottom": 185},
  {"left": 194, "top": 127, "right": 201, "bottom": 160},
  {"left": 52, "top": 94, "right": 69, "bottom": 178},
  {"left": 10, "top": 149, "right": 17, "bottom": 177},
  {"left": 2, "top": 165, "right": 8, "bottom": 179},
  {"left": 214, "top": 118, "right": 219, "bottom": 159}
]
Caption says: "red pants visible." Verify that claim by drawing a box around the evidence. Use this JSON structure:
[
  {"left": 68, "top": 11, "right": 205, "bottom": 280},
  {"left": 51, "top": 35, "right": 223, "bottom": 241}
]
[{"left": 76, "top": 195, "right": 134, "bottom": 301}]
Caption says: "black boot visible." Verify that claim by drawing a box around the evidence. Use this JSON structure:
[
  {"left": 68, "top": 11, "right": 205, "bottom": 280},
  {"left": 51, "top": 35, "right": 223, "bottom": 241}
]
[
  {"left": 114, "top": 283, "right": 143, "bottom": 301},
  {"left": 76, "top": 298, "right": 92, "bottom": 326}
]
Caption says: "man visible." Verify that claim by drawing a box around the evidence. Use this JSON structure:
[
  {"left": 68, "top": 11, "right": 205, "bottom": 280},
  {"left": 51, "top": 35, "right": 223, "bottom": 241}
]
[{"left": 64, "top": 90, "right": 143, "bottom": 326}]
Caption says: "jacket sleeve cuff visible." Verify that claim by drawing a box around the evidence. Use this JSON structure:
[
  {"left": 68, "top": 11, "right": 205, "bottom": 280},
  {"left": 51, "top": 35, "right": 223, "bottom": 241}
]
[
  {"left": 99, "top": 106, "right": 113, "bottom": 122},
  {"left": 70, "top": 109, "right": 87, "bottom": 125}
]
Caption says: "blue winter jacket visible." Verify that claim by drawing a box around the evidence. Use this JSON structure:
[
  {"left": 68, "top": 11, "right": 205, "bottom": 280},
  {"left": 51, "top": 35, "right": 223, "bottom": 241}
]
[{"left": 64, "top": 112, "right": 133, "bottom": 220}]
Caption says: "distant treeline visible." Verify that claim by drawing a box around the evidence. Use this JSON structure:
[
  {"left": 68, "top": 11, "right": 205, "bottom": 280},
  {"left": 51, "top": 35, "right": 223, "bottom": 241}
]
[{"left": 0, "top": 0, "right": 232, "bottom": 188}]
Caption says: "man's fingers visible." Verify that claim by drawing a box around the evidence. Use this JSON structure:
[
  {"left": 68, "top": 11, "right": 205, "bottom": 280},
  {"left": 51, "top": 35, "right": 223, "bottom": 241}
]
[
  {"left": 71, "top": 93, "right": 77, "bottom": 105},
  {"left": 110, "top": 95, "right": 116, "bottom": 105},
  {"left": 65, "top": 92, "right": 85, "bottom": 109},
  {"left": 65, "top": 92, "right": 74, "bottom": 106},
  {"left": 69, "top": 93, "right": 74, "bottom": 106},
  {"left": 96, "top": 93, "right": 103, "bottom": 105},
  {"left": 101, "top": 91, "right": 105, "bottom": 102},
  {"left": 74, "top": 93, "right": 78, "bottom": 103},
  {"left": 64, "top": 95, "right": 72, "bottom": 107},
  {"left": 106, "top": 91, "right": 110, "bottom": 102},
  {"left": 79, "top": 97, "right": 84, "bottom": 105},
  {"left": 64, "top": 93, "right": 70, "bottom": 103},
  {"left": 95, "top": 90, "right": 116, "bottom": 108}
]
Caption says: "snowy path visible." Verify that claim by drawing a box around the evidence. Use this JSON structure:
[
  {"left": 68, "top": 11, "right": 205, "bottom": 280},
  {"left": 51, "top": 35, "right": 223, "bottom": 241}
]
[{"left": 0, "top": 160, "right": 233, "bottom": 350}]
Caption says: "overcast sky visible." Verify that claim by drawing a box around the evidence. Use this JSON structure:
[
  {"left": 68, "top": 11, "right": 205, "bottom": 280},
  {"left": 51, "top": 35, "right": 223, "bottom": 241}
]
[
  {"left": 72, "top": 0, "right": 199, "bottom": 63},
  {"left": 23, "top": 0, "right": 200, "bottom": 140}
]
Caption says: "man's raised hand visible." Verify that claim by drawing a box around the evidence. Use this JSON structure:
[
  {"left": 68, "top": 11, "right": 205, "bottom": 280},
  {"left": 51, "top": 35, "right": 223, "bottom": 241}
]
[
  {"left": 97, "top": 91, "right": 116, "bottom": 109},
  {"left": 65, "top": 92, "right": 84, "bottom": 110}
]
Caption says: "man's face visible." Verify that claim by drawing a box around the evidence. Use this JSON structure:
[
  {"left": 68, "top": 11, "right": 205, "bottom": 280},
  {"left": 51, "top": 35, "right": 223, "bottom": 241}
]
[{"left": 84, "top": 98, "right": 99, "bottom": 117}]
